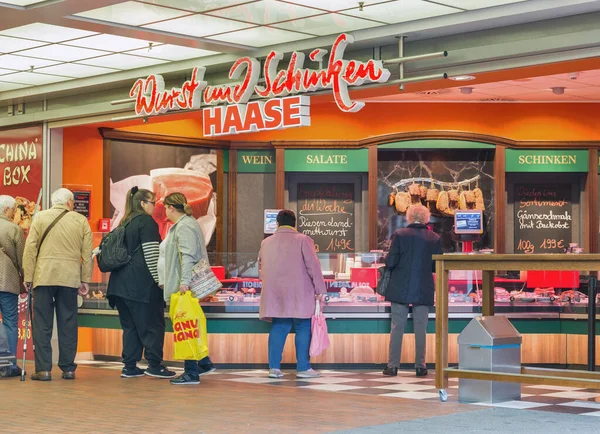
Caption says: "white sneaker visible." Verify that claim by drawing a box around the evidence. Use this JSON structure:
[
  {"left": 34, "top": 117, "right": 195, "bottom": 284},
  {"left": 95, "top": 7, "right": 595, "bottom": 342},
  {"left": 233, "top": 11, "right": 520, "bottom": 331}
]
[
  {"left": 297, "top": 368, "right": 321, "bottom": 378},
  {"left": 269, "top": 369, "right": 284, "bottom": 378}
]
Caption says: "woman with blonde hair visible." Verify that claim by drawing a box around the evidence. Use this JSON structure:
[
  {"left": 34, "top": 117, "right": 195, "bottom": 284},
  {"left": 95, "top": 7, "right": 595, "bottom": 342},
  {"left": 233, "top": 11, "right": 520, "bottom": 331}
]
[
  {"left": 383, "top": 204, "right": 442, "bottom": 378},
  {"left": 107, "top": 187, "right": 175, "bottom": 379},
  {"left": 158, "top": 192, "right": 215, "bottom": 385}
]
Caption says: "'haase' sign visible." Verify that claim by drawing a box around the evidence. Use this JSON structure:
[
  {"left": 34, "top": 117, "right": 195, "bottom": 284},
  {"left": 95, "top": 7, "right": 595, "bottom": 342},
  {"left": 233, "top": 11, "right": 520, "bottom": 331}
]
[{"left": 128, "top": 34, "right": 390, "bottom": 137}]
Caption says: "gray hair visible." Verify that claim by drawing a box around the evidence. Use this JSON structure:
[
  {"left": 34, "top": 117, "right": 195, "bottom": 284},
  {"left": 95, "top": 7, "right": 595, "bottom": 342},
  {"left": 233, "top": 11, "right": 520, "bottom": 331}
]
[
  {"left": 406, "top": 204, "right": 431, "bottom": 225},
  {"left": 0, "top": 195, "right": 16, "bottom": 213},
  {"left": 51, "top": 188, "right": 74, "bottom": 206}
]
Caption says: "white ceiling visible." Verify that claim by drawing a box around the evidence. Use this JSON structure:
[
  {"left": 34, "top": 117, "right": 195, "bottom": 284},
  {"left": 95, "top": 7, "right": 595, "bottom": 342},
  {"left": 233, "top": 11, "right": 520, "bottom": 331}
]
[
  {"left": 0, "top": 0, "right": 532, "bottom": 92},
  {"left": 360, "top": 69, "right": 600, "bottom": 103}
]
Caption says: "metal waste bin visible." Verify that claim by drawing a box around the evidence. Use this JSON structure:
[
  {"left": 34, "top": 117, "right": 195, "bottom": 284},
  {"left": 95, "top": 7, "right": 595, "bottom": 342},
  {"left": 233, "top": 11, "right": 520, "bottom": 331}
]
[{"left": 458, "top": 316, "right": 522, "bottom": 403}]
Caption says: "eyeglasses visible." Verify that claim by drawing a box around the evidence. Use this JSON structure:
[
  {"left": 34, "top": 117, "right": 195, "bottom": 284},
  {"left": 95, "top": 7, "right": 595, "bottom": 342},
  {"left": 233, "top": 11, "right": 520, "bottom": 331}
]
[{"left": 143, "top": 200, "right": 156, "bottom": 206}]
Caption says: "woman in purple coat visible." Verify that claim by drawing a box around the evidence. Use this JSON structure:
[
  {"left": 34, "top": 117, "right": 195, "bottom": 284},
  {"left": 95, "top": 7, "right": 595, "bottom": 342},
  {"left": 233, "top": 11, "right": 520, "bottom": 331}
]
[{"left": 258, "top": 210, "right": 326, "bottom": 379}]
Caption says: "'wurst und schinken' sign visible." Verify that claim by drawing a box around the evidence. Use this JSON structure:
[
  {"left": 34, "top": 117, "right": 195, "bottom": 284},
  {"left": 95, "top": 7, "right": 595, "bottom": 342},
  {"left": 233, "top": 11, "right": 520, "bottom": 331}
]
[
  {"left": 297, "top": 183, "right": 355, "bottom": 253},
  {"left": 514, "top": 184, "right": 572, "bottom": 254}
]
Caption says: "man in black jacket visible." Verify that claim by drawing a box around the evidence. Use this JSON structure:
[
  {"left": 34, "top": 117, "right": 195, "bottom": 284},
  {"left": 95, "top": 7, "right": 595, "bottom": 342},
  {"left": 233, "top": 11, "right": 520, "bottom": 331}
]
[{"left": 383, "top": 204, "right": 442, "bottom": 377}]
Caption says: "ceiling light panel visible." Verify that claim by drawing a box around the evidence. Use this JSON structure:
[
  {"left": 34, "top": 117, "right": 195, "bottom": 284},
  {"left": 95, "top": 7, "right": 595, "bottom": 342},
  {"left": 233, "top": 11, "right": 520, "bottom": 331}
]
[
  {"left": 140, "top": 0, "right": 255, "bottom": 13},
  {"left": 282, "top": 0, "right": 388, "bottom": 12},
  {"left": 17, "top": 45, "right": 107, "bottom": 62},
  {"left": 65, "top": 34, "right": 155, "bottom": 52},
  {"left": 0, "top": 54, "right": 58, "bottom": 70},
  {"left": 343, "top": 0, "right": 459, "bottom": 24},
  {"left": 432, "top": 0, "right": 528, "bottom": 10},
  {"left": 74, "top": 1, "right": 190, "bottom": 26},
  {"left": 0, "top": 81, "right": 30, "bottom": 92},
  {"left": 0, "top": 35, "right": 48, "bottom": 54},
  {"left": 145, "top": 14, "right": 254, "bottom": 38},
  {"left": 0, "top": 0, "right": 48, "bottom": 5},
  {"left": 207, "top": 0, "right": 322, "bottom": 25},
  {"left": 34, "top": 63, "right": 119, "bottom": 78},
  {"left": 273, "top": 13, "right": 381, "bottom": 36},
  {"left": 77, "top": 53, "right": 169, "bottom": 70},
  {"left": 207, "top": 26, "right": 313, "bottom": 47},
  {"left": 0, "top": 71, "right": 72, "bottom": 85},
  {"left": 0, "top": 23, "right": 97, "bottom": 43},
  {"left": 125, "top": 44, "right": 217, "bottom": 61}
]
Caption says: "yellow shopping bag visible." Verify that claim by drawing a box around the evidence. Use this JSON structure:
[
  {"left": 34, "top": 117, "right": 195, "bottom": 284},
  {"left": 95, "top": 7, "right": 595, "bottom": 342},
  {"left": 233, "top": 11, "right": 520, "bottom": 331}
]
[{"left": 169, "top": 291, "right": 209, "bottom": 360}]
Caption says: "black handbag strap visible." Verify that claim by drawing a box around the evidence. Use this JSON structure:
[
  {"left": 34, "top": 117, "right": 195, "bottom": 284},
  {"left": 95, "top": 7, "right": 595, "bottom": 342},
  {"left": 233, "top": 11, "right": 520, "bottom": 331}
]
[{"left": 36, "top": 210, "right": 69, "bottom": 259}]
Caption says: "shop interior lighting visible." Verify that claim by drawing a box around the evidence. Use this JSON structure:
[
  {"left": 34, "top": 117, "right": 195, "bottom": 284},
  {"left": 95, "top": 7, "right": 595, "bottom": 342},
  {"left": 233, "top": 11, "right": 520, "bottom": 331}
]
[
  {"left": 460, "top": 87, "right": 474, "bottom": 94},
  {"left": 449, "top": 75, "right": 476, "bottom": 81},
  {"left": 208, "top": 26, "right": 312, "bottom": 47},
  {"left": 551, "top": 86, "right": 566, "bottom": 95},
  {"left": 207, "top": 0, "right": 322, "bottom": 25}
]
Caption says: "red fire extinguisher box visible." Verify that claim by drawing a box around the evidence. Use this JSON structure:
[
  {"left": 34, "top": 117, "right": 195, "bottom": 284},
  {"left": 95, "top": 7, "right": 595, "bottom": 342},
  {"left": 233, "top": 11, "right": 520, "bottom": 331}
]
[{"left": 98, "top": 218, "right": 111, "bottom": 233}]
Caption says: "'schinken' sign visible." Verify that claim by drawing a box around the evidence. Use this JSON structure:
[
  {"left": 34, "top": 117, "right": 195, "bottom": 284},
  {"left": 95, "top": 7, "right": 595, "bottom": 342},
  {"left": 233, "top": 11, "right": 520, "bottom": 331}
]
[{"left": 128, "top": 34, "right": 390, "bottom": 137}]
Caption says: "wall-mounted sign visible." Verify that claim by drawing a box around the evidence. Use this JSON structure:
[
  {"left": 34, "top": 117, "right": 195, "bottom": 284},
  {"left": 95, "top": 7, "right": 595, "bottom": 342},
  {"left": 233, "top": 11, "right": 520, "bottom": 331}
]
[
  {"left": 506, "top": 149, "right": 588, "bottom": 172},
  {"left": 126, "top": 33, "right": 390, "bottom": 137},
  {"left": 72, "top": 190, "right": 91, "bottom": 220},
  {"left": 264, "top": 209, "right": 281, "bottom": 234},
  {"left": 285, "top": 149, "right": 369, "bottom": 172},
  {"left": 238, "top": 150, "right": 275, "bottom": 173}
]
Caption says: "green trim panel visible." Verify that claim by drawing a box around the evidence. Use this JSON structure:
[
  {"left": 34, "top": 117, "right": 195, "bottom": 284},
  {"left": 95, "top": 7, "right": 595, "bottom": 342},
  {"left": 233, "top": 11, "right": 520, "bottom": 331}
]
[
  {"left": 223, "top": 150, "right": 229, "bottom": 173},
  {"left": 78, "top": 314, "right": 597, "bottom": 335},
  {"left": 378, "top": 140, "right": 496, "bottom": 150},
  {"left": 285, "top": 149, "right": 368, "bottom": 172},
  {"left": 506, "top": 149, "right": 588, "bottom": 173}
]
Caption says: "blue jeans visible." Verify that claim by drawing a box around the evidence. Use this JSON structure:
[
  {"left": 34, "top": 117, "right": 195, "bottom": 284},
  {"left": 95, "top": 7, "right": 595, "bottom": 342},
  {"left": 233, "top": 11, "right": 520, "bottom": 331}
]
[
  {"left": 184, "top": 356, "right": 212, "bottom": 377},
  {"left": 268, "top": 318, "right": 311, "bottom": 371},
  {"left": 0, "top": 292, "right": 18, "bottom": 365}
]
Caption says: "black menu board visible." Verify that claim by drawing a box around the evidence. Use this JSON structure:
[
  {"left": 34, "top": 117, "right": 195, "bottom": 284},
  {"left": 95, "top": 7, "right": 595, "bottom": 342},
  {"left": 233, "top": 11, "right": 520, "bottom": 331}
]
[
  {"left": 73, "top": 190, "right": 91, "bottom": 220},
  {"left": 297, "top": 183, "right": 355, "bottom": 253},
  {"left": 514, "top": 184, "right": 572, "bottom": 254}
]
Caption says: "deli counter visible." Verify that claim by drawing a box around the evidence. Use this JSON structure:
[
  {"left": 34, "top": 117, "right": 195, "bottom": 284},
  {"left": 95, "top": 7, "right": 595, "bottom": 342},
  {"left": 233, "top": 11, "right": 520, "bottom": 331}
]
[{"left": 78, "top": 236, "right": 599, "bottom": 366}]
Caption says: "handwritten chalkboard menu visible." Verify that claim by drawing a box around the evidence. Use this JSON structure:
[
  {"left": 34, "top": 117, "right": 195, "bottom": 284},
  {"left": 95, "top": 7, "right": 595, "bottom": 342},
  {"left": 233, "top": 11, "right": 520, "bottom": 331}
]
[
  {"left": 297, "top": 183, "right": 355, "bottom": 253},
  {"left": 514, "top": 184, "right": 572, "bottom": 254}
]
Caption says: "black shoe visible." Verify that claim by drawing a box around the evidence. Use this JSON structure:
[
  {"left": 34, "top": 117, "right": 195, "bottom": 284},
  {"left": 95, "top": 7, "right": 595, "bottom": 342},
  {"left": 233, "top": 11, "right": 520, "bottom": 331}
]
[
  {"left": 416, "top": 367, "right": 428, "bottom": 377},
  {"left": 62, "top": 371, "right": 76, "bottom": 380},
  {"left": 121, "top": 367, "right": 145, "bottom": 378},
  {"left": 170, "top": 373, "right": 200, "bottom": 385},
  {"left": 198, "top": 363, "right": 216, "bottom": 376},
  {"left": 145, "top": 365, "right": 176, "bottom": 379},
  {"left": 31, "top": 371, "right": 52, "bottom": 381},
  {"left": 383, "top": 366, "right": 398, "bottom": 377}
]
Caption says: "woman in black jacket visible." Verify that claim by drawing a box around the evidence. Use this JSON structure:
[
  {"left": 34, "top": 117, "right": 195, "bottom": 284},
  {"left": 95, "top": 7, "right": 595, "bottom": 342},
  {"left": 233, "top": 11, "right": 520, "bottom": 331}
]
[
  {"left": 383, "top": 204, "right": 442, "bottom": 378},
  {"left": 107, "top": 187, "right": 175, "bottom": 379}
]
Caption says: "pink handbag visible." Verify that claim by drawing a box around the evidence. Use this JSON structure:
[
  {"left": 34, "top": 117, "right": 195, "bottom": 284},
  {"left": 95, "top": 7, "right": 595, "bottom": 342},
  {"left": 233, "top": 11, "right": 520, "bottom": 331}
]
[{"left": 309, "top": 300, "right": 330, "bottom": 357}]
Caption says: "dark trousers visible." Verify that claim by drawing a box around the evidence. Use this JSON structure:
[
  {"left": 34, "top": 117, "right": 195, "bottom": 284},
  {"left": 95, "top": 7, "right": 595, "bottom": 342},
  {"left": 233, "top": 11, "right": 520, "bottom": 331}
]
[
  {"left": 114, "top": 296, "right": 165, "bottom": 369},
  {"left": 388, "top": 303, "right": 429, "bottom": 369},
  {"left": 32, "top": 286, "right": 79, "bottom": 373},
  {"left": 184, "top": 356, "right": 212, "bottom": 376}
]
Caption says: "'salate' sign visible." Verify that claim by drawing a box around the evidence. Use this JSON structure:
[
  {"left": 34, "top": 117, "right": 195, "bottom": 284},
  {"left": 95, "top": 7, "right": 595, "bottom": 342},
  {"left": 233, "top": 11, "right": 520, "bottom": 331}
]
[{"left": 128, "top": 33, "right": 390, "bottom": 137}]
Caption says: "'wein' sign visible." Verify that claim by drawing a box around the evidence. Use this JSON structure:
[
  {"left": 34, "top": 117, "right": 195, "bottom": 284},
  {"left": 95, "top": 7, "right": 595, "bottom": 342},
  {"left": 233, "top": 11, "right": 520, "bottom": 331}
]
[{"left": 127, "top": 34, "right": 391, "bottom": 137}]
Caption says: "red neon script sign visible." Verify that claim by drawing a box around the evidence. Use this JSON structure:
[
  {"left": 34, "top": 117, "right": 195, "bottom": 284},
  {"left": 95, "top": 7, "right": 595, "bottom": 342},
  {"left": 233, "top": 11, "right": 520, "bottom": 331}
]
[{"left": 128, "top": 33, "right": 390, "bottom": 126}]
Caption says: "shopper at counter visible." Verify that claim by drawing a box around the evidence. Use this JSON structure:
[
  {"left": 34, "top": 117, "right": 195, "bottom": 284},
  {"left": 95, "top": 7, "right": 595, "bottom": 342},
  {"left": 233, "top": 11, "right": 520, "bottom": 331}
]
[
  {"left": 158, "top": 192, "right": 216, "bottom": 386},
  {"left": 23, "top": 188, "right": 93, "bottom": 381},
  {"left": 0, "top": 195, "right": 25, "bottom": 377},
  {"left": 106, "top": 187, "right": 175, "bottom": 380},
  {"left": 258, "top": 210, "right": 326, "bottom": 379},
  {"left": 383, "top": 204, "right": 442, "bottom": 378}
]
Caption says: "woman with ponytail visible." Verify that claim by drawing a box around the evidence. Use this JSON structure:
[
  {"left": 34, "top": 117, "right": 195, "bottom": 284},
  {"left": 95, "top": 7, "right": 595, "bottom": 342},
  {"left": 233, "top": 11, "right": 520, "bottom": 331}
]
[
  {"left": 158, "top": 192, "right": 215, "bottom": 385},
  {"left": 107, "top": 187, "right": 175, "bottom": 379}
]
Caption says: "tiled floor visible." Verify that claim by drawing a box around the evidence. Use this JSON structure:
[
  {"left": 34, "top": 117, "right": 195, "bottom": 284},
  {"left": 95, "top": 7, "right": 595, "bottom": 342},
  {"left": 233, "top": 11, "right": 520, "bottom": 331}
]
[{"left": 77, "top": 361, "right": 600, "bottom": 417}]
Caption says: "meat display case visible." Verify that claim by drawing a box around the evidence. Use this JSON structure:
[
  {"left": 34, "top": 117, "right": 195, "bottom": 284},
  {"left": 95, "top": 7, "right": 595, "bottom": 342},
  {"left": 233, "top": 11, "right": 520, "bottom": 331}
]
[{"left": 80, "top": 235, "right": 598, "bottom": 317}]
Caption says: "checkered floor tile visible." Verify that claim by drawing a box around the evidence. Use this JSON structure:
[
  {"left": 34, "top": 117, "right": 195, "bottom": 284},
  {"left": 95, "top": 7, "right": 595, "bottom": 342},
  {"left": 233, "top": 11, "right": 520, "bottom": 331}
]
[{"left": 78, "top": 360, "right": 600, "bottom": 416}]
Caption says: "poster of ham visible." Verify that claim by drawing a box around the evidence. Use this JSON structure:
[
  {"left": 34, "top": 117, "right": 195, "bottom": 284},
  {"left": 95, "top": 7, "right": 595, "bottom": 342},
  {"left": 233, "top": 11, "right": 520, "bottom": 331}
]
[
  {"left": 109, "top": 141, "right": 217, "bottom": 250},
  {"left": 0, "top": 125, "right": 43, "bottom": 236}
]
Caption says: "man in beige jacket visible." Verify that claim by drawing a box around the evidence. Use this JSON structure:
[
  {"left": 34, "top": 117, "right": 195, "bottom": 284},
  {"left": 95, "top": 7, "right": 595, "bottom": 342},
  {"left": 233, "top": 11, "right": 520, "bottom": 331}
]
[
  {"left": 23, "top": 188, "right": 93, "bottom": 381},
  {"left": 0, "top": 195, "right": 25, "bottom": 377}
]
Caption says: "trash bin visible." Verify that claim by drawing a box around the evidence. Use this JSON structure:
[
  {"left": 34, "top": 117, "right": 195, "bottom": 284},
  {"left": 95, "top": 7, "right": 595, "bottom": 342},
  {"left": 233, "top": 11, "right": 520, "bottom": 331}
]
[{"left": 458, "top": 316, "right": 522, "bottom": 403}]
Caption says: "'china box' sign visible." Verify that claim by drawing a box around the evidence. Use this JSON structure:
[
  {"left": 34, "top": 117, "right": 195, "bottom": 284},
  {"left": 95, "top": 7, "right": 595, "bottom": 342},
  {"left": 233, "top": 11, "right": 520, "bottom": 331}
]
[{"left": 128, "top": 34, "right": 390, "bottom": 137}]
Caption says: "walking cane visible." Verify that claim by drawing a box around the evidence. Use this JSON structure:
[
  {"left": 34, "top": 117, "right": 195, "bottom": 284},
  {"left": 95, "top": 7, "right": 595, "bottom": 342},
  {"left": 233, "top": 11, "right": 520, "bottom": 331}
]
[
  {"left": 20, "top": 189, "right": 43, "bottom": 382},
  {"left": 20, "top": 286, "right": 32, "bottom": 382}
]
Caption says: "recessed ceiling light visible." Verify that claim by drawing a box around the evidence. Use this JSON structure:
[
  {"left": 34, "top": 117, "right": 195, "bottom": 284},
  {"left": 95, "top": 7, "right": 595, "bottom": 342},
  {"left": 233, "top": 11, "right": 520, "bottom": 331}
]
[
  {"left": 551, "top": 87, "right": 566, "bottom": 95},
  {"left": 449, "top": 75, "right": 475, "bottom": 81},
  {"left": 460, "top": 87, "right": 473, "bottom": 94}
]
